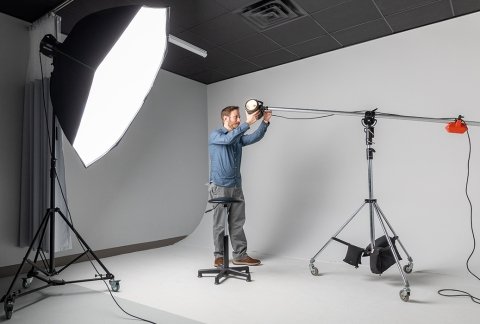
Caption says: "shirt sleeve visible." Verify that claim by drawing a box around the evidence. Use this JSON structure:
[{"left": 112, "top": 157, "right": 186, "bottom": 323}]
[
  {"left": 241, "top": 121, "right": 269, "bottom": 146},
  {"left": 209, "top": 122, "right": 250, "bottom": 145}
]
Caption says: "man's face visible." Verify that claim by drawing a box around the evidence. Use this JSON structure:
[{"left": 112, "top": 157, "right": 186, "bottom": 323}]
[{"left": 225, "top": 110, "right": 241, "bottom": 130}]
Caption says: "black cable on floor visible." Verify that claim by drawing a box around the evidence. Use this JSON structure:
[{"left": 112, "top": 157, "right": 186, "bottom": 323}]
[{"left": 438, "top": 129, "right": 480, "bottom": 304}]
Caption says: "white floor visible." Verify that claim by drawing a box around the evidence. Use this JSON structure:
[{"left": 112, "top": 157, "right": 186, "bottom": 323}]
[{"left": 40, "top": 242, "right": 480, "bottom": 324}]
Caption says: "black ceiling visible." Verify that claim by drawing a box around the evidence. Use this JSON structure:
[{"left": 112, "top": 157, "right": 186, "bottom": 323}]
[{"left": 2, "top": 0, "right": 480, "bottom": 84}]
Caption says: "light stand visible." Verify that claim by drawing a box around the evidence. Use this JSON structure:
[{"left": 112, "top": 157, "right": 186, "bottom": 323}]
[
  {"left": 244, "top": 99, "right": 480, "bottom": 302},
  {"left": 1, "top": 105, "right": 119, "bottom": 320},
  {"left": 1, "top": 5, "right": 169, "bottom": 320},
  {"left": 307, "top": 110, "right": 413, "bottom": 302}
]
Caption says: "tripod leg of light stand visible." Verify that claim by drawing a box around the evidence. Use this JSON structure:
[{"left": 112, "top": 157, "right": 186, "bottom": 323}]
[
  {"left": 372, "top": 203, "right": 411, "bottom": 302},
  {"left": 309, "top": 202, "right": 367, "bottom": 276},
  {"left": 1, "top": 209, "right": 120, "bottom": 321},
  {"left": 55, "top": 208, "right": 114, "bottom": 279},
  {"left": 374, "top": 203, "right": 414, "bottom": 273},
  {"left": 1, "top": 207, "right": 54, "bottom": 305}
]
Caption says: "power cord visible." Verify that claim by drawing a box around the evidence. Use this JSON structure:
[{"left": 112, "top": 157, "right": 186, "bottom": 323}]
[
  {"left": 270, "top": 107, "right": 365, "bottom": 120},
  {"left": 39, "top": 53, "right": 157, "bottom": 323},
  {"left": 204, "top": 203, "right": 219, "bottom": 214},
  {"left": 272, "top": 113, "right": 334, "bottom": 120},
  {"left": 438, "top": 129, "right": 480, "bottom": 304}
]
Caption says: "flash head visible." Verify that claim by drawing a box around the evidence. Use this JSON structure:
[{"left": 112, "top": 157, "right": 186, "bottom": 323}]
[{"left": 245, "top": 99, "right": 266, "bottom": 118}]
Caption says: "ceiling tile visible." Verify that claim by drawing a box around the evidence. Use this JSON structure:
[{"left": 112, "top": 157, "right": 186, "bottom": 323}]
[
  {"left": 312, "top": 0, "right": 382, "bottom": 33},
  {"left": 204, "top": 47, "right": 247, "bottom": 69},
  {"left": 333, "top": 18, "right": 392, "bottom": 47},
  {"left": 374, "top": 0, "right": 440, "bottom": 16},
  {"left": 4, "top": 0, "right": 477, "bottom": 86},
  {"left": 222, "top": 33, "right": 281, "bottom": 58},
  {"left": 294, "top": 0, "right": 349, "bottom": 13},
  {"left": 162, "top": 42, "right": 209, "bottom": 76},
  {"left": 189, "top": 12, "right": 257, "bottom": 46},
  {"left": 287, "top": 34, "right": 340, "bottom": 58},
  {"left": 386, "top": 0, "right": 453, "bottom": 32},
  {"left": 215, "top": 61, "right": 261, "bottom": 78},
  {"left": 451, "top": 0, "right": 480, "bottom": 15},
  {"left": 173, "top": 29, "right": 218, "bottom": 51},
  {"left": 189, "top": 70, "right": 229, "bottom": 84},
  {"left": 261, "top": 16, "right": 327, "bottom": 47},
  {"left": 164, "top": 41, "right": 209, "bottom": 64},
  {"left": 215, "top": 0, "right": 257, "bottom": 11},
  {"left": 169, "top": 0, "right": 228, "bottom": 30},
  {"left": 248, "top": 49, "right": 298, "bottom": 68}
]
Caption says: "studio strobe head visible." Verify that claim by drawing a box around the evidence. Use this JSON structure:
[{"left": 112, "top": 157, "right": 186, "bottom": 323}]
[{"left": 245, "top": 99, "right": 265, "bottom": 118}]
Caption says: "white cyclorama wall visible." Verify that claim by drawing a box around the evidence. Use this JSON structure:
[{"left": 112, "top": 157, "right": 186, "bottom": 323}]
[
  {"left": 186, "top": 12, "right": 480, "bottom": 270},
  {"left": 0, "top": 13, "right": 30, "bottom": 267},
  {"left": 60, "top": 69, "right": 207, "bottom": 256}
]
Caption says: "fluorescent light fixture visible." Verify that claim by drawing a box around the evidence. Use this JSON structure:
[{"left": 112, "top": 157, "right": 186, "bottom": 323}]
[
  {"left": 168, "top": 34, "right": 208, "bottom": 58},
  {"left": 71, "top": 7, "right": 167, "bottom": 167}
]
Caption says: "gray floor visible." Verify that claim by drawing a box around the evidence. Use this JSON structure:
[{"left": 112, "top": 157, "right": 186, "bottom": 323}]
[
  {"left": 0, "top": 268, "right": 201, "bottom": 324},
  {"left": 1, "top": 243, "right": 480, "bottom": 323}
]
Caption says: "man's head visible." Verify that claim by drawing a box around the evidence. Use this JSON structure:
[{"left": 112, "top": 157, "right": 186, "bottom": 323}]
[{"left": 221, "top": 106, "right": 241, "bottom": 130}]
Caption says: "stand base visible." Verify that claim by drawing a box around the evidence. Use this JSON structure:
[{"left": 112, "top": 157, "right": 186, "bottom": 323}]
[
  {"left": 198, "top": 266, "right": 251, "bottom": 285},
  {"left": 1, "top": 207, "right": 119, "bottom": 320},
  {"left": 309, "top": 200, "right": 413, "bottom": 302}
]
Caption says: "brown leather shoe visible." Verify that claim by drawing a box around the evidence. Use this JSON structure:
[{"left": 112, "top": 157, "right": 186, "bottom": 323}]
[
  {"left": 214, "top": 257, "right": 224, "bottom": 267},
  {"left": 232, "top": 255, "right": 261, "bottom": 266}
]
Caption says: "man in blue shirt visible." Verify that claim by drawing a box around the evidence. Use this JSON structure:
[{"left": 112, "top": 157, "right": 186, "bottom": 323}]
[{"left": 208, "top": 105, "right": 272, "bottom": 267}]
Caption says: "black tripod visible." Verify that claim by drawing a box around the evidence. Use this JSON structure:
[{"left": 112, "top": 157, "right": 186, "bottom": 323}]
[
  {"left": 1, "top": 111, "right": 119, "bottom": 320},
  {"left": 308, "top": 110, "right": 414, "bottom": 302}
]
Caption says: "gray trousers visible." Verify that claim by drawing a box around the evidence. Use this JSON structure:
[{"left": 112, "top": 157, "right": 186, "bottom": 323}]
[{"left": 208, "top": 183, "right": 248, "bottom": 259}]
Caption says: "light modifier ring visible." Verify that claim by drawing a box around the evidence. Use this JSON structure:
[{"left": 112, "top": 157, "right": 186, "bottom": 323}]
[{"left": 245, "top": 99, "right": 266, "bottom": 117}]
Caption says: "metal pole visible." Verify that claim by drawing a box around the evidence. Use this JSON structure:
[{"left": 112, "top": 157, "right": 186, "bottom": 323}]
[
  {"left": 267, "top": 106, "right": 480, "bottom": 126},
  {"left": 49, "top": 109, "right": 56, "bottom": 274}
]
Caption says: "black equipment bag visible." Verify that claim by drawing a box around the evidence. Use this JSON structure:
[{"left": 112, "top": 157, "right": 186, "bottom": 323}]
[
  {"left": 365, "top": 235, "right": 402, "bottom": 274},
  {"left": 332, "top": 237, "right": 365, "bottom": 268}
]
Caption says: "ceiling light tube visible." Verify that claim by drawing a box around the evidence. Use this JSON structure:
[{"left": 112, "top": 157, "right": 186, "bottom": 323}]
[{"left": 168, "top": 34, "right": 207, "bottom": 58}]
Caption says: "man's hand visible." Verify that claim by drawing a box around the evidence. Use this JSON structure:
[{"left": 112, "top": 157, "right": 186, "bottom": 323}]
[
  {"left": 263, "top": 109, "right": 272, "bottom": 123},
  {"left": 246, "top": 110, "right": 260, "bottom": 126}
]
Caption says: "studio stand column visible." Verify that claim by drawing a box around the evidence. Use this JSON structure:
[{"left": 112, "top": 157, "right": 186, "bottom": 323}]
[{"left": 308, "top": 110, "right": 414, "bottom": 302}]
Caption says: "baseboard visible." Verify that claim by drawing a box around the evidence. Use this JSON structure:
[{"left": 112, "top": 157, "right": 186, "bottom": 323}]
[{"left": 0, "top": 235, "right": 186, "bottom": 278}]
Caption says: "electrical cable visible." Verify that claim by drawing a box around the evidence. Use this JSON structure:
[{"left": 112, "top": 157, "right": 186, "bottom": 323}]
[
  {"left": 39, "top": 54, "right": 157, "bottom": 323},
  {"left": 272, "top": 113, "right": 334, "bottom": 120},
  {"left": 269, "top": 107, "right": 365, "bottom": 120},
  {"left": 204, "top": 203, "right": 219, "bottom": 213},
  {"left": 375, "top": 111, "right": 454, "bottom": 121},
  {"left": 438, "top": 128, "right": 480, "bottom": 304}
]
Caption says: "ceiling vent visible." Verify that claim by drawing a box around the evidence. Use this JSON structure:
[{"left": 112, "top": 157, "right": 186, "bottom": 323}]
[{"left": 237, "top": 0, "right": 306, "bottom": 31}]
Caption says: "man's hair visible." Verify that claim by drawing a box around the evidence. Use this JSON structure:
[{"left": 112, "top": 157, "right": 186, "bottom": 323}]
[{"left": 221, "top": 106, "right": 239, "bottom": 121}]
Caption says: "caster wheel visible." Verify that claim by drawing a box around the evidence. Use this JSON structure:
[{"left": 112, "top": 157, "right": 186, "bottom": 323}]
[
  {"left": 309, "top": 263, "right": 319, "bottom": 276},
  {"left": 399, "top": 288, "right": 410, "bottom": 302},
  {"left": 22, "top": 277, "right": 33, "bottom": 289},
  {"left": 246, "top": 277, "right": 251, "bottom": 282},
  {"left": 403, "top": 263, "right": 413, "bottom": 274},
  {"left": 109, "top": 280, "right": 120, "bottom": 292},
  {"left": 4, "top": 300, "right": 14, "bottom": 320},
  {"left": 198, "top": 274, "right": 202, "bottom": 278}
]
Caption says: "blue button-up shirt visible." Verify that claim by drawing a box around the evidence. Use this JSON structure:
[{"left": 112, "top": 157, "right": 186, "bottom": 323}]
[{"left": 209, "top": 121, "right": 269, "bottom": 187}]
